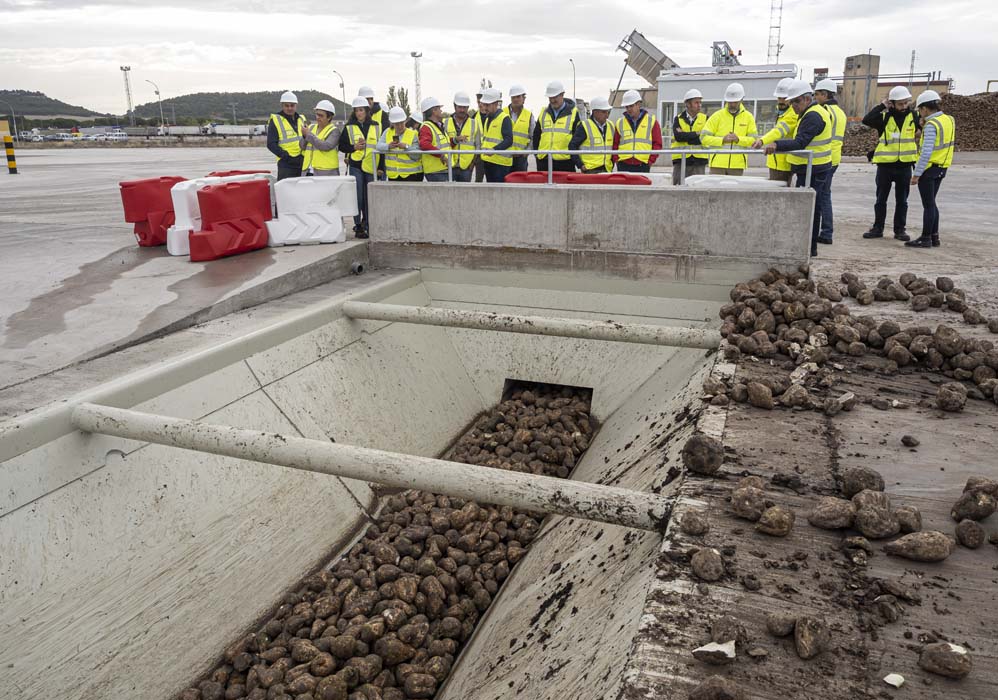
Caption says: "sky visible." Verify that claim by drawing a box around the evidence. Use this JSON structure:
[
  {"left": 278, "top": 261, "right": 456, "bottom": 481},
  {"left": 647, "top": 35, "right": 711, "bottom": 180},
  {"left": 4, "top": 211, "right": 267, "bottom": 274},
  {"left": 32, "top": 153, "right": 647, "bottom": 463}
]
[{"left": 0, "top": 0, "right": 992, "bottom": 116}]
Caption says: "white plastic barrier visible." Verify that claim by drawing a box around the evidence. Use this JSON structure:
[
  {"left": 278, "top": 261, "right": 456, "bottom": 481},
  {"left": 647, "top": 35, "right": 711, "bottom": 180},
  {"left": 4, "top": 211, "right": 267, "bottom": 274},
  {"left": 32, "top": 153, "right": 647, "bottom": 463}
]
[
  {"left": 684, "top": 174, "right": 790, "bottom": 190},
  {"left": 267, "top": 177, "right": 358, "bottom": 247},
  {"left": 166, "top": 173, "right": 276, "bottom": 256}
]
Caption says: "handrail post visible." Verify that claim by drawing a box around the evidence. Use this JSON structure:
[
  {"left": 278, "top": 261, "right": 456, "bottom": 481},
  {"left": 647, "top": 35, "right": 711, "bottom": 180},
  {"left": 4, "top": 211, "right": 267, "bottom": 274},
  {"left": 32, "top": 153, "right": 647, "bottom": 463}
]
[
  {"left": 547, "top": 152, "right": 553, "bottom": 184},
  {"left": 680, "top": 152, "right": 687, "bottom": 186}
]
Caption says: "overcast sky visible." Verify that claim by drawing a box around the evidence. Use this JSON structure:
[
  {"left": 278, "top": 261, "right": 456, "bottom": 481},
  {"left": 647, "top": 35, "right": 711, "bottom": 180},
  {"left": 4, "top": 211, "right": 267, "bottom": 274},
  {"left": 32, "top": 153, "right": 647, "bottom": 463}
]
[{"left": 1, "top": 0, "right": 991, "bottom": 116}]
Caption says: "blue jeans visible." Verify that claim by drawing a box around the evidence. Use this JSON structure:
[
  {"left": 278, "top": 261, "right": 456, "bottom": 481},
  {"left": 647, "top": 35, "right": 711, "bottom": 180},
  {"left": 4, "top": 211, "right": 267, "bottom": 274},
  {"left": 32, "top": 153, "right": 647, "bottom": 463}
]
[
  {"left": 483, "top": 161, "right": 511, "bottom": 183},
  {"left": 817, "top": 165, "right": 837, "bottom": 240},
  {"left": 451, "top": 167, "right": 473, "bottom": 182},
  {"left": 794, "top": 167, "right": 831, "bottom": 256},
  {"left": 424, "top": 172, "right": 449, "bottom": 182},
  {"left": 349, "top": 166, "right": 373, "bottom": 231}
]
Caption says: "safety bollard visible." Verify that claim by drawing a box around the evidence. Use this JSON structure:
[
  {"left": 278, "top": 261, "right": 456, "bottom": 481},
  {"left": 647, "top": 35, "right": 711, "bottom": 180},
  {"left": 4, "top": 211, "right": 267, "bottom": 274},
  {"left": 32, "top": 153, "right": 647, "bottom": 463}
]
[{"left": 4, "top": 135, "right": 16, "bottom": 174}]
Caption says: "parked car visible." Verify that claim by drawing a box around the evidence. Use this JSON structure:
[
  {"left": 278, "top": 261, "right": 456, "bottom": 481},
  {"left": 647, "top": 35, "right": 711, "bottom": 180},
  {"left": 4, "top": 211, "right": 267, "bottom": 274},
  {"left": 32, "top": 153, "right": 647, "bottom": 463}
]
[
  {"left": 106, "top": 130, "right": 129, "bottom": 141},
  {"left": 31, "top": 135, "right": 44, "bottom": 142}
]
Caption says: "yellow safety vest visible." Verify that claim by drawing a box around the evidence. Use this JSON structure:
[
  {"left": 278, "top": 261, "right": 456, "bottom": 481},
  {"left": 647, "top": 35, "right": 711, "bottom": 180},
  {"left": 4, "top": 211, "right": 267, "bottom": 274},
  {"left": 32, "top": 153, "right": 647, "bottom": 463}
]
[
  {"left": 699, "top": 105, "right": 759, "bottom": 170},
  {"left": 481, "top": 112, "right": 512, "bottom": 166},
  {"left": 826, "top": 103, "right": 847, "bottom": 167},
  {"left": 383, "top": 128, "right": 423, "bottom": 179},
  {"left": 671, "top": 111, "right": 708, "bottom": 162},
  {"left": 539, "top": 105, "right": 578, "bottom": 160},
  {"left": 302, "top": 122, "right": 339, "bottom": 172},
  {"left": 925, "top": 113, "right": 955, "bottom": 169},
  {"left": 504, "top": 106, "right": 533, "bottom": 153},
  {"left": 270, "top": 112, "right": 307, "bottom": 159},
  {"left": 420, "top": 121, "right": 449, "bottom": 175},
  {"left": 445, "top": 115, "right": 479, "bottom": 169},
  {"left": 615, "top": 112, "right": 658, "bottom": 164},
  {"left": 348, "top": 121, "right": 381, "bottom": 174},
  {"left": 787, "top": 104, "right": 834, "bottom": 167},
  {"left": 579, "top": 119, "right": 614, "bottom": 172},
  {"left": 760, "top": 106, "right": 799, "bottom": 171},
  {"left": 873, "top": 111, "right": 917, "bottom": 164}
]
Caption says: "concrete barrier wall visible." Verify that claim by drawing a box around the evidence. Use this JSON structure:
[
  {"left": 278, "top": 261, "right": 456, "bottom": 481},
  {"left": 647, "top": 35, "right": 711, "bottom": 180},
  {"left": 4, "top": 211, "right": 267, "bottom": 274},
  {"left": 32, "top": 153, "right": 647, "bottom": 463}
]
[{"left": 370, "top": 182, "right": 813, "bottom": 270}]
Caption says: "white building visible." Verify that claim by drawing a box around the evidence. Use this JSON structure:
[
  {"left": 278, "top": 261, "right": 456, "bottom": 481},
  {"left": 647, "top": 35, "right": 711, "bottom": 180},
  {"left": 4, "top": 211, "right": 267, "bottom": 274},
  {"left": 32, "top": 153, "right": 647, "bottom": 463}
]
[{"left": 657, "top": 63, "right": 798, "bottom": 138}]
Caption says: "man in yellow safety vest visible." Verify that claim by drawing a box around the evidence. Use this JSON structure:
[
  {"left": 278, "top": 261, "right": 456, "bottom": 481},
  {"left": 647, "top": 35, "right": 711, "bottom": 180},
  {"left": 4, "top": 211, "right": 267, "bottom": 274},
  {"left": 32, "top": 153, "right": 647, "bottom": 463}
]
[
  {"left": 813, "top": 78, "right": 847, "bottom": 244},
  {"left": 762, "top": 80, "right": 834, "bottom": 258},
  {"left": 445, "top": 92, "right": 478, "bottom": 182},
  {"left": 700, "top": 83, "right": 759, "bottom": 176},
  {"left": 861, "top": 85, "right": 919, "bottom": 241},
  {"left": 267, "top": 91, "right": 308, "bottom": 180},
  {"left": 376, "top": 107, "right": 423, "bottom": 182},
  {"left": 533, "top": 80, "right": 580, "bottom": 173},
  {"left": 478, "top": 87, "right": 513, "bottom": 182},
  {"left": 754, "top": 77, "right": 797, "bottom": 184},
  {"left": 358, "top": 86, "right": 390, "bottom": 132},
  {"left": 613, "top": 90, "right": 661, "bottom": 173},
  {"left": 905, "top": 90, "right": 955, "bottom": 248},
  {"left": 671, "top": 88, "right": 709, "bottom": 184},
  {"left": 569, "top": 96, "right": 614, "bottom": 173},
  {"left": 504, "top": 84, "right": 535, "bottom": 173}
]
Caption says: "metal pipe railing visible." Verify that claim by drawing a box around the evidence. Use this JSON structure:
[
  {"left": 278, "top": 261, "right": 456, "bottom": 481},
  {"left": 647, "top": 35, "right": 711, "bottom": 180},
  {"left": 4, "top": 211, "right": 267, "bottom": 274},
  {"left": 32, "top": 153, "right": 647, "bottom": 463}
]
[
  {"left": 71, "top": 402, "right": 672, "bottom": 531},
  {"left": 368, "top": 147, "right": 815, "bottom": 186},
  {"left": 343, "top": 301, "right": 721, "bottom": 350}
]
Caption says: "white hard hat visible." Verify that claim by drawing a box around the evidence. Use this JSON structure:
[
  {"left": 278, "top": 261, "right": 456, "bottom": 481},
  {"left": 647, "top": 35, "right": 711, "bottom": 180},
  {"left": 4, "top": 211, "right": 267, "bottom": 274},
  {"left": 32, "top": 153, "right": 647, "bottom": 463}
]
[
  {"left": 621, "top": 89, "right": 642, "bottom": 107},
  {"left": 453, "top": 91, "right": 471, "bottom": 107},
  {"left": 280, "top": 91, "right": 298, "bottom": 103},
  {"left": 683, "top": 88, "right": 703, "bottom": 102},
  {"left": 351, "top": 96, "right": 369, "bottom": 109},
  {"left": 314, "top": 99, "right": 336, "bottom": 115},
  {"left": 786, "top": 79, "right": 814, "bottom": 100},
  {"left": 388, "top": 107, "right": 407, "bottom": 123},
  {"left": 509, "top": 84, "right": 527, "bottom": 97},
  {"left": 411, "top": 111, "right": 424, "bottom": 124},
  {"left": 916, "top": 90, "right": 942, "bottom": 107},
  {"left": 889, "top": 86, "right": 913, "bottom": 101},
  {"left": 480, "top": 87, "right": 501, "bottom": 104},
  {"left": 723, "top": 83, "right": 746, "bottom": 102},
  {"left": 420, "top": 96, "right": 444, "bottom": 112},
  {"left": 773, "top": 78, "right": 794, "bottom": 98},
  {"left": 545, "top": 80, "right": 566, "bottom": 98},
  {"left": 358, "top": 86, "right": 375, "bottom": 98},
  {"left": 814, "top": 79, "right": 837, "bottom": 94},
  {"left": 589, "top": 96, "right": 611, "bottom": 111}
]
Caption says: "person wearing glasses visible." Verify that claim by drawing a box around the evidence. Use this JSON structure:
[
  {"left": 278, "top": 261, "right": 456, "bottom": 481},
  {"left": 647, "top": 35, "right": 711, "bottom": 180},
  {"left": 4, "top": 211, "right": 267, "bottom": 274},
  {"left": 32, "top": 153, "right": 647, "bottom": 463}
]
[{"left": 300, "top": 99, "right": 341, "bottom": 176}]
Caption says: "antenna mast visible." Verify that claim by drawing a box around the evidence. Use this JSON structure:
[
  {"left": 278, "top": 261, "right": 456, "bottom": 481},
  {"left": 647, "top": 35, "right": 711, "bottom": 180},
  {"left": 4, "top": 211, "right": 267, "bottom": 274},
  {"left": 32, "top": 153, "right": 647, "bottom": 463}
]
[
  {"left": 767, "top": 0, "right": 784, "bottom": 64},
  {"left": 120, "top": 66, "right": 135, "bottom": 126}
]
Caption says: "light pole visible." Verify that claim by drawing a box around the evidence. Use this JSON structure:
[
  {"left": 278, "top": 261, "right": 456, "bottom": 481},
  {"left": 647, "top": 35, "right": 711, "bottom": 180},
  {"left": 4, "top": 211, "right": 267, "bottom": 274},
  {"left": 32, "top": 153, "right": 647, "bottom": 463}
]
[
  {"left": 0, "top": 99, "right": 18, "bottom": 142},
  {"left": 332, "top": 70, "right": 346, "bottom": 113},
  {"left": 144, "top": 79, "right": 165, "bottom": 130},
  {"left": 229, "top": 103, "right": 238, "bottom": 125},
  {"left": 411, "top": 52, "right": 423, "bottom": 109},
  {"left": 569, "top": 58, "right": 576, "bottom": 102}
]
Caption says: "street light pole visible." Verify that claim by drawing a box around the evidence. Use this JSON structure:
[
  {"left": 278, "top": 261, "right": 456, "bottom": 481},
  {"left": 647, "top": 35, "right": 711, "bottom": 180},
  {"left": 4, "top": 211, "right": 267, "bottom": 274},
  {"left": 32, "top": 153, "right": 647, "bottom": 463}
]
[
  {"left": 569, "top": 58, "right": 576, "bottom": 102},
  {"left": 144, "top": 79, "right": 165, "bottom": 130},
  {"left": 332, "top": 70, "right": 346, "bottom": 113},
  {"left": 229, "top": 103, "right": 238, "bottom": 125},
  {"left": 0, "top": 99, "right": 18, "bottom": 142}
]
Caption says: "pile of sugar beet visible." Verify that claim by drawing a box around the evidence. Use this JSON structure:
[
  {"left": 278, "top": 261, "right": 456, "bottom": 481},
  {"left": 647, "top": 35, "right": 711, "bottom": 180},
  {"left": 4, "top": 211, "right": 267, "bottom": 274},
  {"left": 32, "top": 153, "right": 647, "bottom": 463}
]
[
  {"left": 178, "top": 385, "right": 594, "bottom": 700},
  {"left": 715, "top": 265, "right": 998, "bottom": 413}
]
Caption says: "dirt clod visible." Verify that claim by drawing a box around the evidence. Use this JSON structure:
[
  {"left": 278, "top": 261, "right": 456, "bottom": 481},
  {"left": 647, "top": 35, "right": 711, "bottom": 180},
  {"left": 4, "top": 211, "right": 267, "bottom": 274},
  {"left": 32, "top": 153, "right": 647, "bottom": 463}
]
[
  {"left": 808, "top": 497, "right": 856, "bottom": 530},
  {"left": 951, "top": 489, "right": 997, "bottom": 521},
  {"left": 894, "top": 505, "right": 922, "bottom": 534},
  {"left": 766, "top": 611, "right": 797, "bottom": 637},
  {"left": 839, "top": 466, "right": 885, "bottom": 499},
  {"left": 730, "top": 486, "right": 768, "bottom": 522},
  {"left": 794, "top": 616, "right": 830, "bottom": 660},
  {"left": 918, "top": 642, "right": 972, "bottom": 679},
  {"left": 755, "top": 506, "right": 795, "bottom": 537},
  {"left": 884, "top": 531, "right": 954, "bottom": 562},
  {"left": 854, "top": 506, "right": 900, "bottom": 540},
  {"left": 746, "top": 382, "right": 774, "bottom": 410},
  {"left": 900, "top": 435, "right": 919, "bottom": 447},
  {"left": 682, "top": 434, "right": 725, "bottom": 476},
  {"left": 956, "top": 519, "right": 986, "bottom": 548},
  {"left": 691, "top": 548, "right": 726, "bottom": 582},
  {"left": 688, "top": 675, "right": 745, "bottom": 700},
  {"left": 679, "top": 510, "right": 710, "bottom": 536}
]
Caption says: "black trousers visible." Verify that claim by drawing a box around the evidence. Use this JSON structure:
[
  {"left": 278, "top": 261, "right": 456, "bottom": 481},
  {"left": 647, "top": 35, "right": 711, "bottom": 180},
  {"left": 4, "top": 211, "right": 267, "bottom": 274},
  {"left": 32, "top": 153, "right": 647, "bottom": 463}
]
[
  {"left": 483, "top": 161, "right": 511, "bottom": 183},
  {"left": 917, "top": 165, "right": 947, "bottom": 238},
  {"left": 872, "top": 164, "right": 912, "bottom": 233},
  {"left": 510, "top": 156, "right": 528, "bottom": 173},
  {"left": 535, "top": 157, "right": 576, "bottom": 173},
  {"left": 617, "top": 161, "right": 651, "bottom": 173},
  {"left": 277, "top": 158, "right": 303, "bottom": 181}
]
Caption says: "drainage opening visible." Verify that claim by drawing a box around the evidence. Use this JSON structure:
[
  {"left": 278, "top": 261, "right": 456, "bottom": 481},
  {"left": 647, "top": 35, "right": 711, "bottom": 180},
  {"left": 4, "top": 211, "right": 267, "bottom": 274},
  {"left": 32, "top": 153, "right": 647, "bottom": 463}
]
[{"left": 179, "top": 384, "right": 596, "bottom": 700}]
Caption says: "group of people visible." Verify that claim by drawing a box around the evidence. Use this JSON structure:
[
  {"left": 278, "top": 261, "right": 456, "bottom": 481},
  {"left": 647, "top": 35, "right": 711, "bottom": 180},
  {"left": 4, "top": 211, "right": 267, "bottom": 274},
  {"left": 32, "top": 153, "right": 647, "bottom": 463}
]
[{"left": 265, "top": 78, "right": 955, "bottom": 250}]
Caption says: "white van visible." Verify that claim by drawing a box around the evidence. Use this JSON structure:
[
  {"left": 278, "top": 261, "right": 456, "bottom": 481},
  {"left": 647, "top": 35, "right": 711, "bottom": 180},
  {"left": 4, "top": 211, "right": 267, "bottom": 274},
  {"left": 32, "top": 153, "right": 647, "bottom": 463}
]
[{"left": 106, "top": 130, "right": 129, "bottom": 142}]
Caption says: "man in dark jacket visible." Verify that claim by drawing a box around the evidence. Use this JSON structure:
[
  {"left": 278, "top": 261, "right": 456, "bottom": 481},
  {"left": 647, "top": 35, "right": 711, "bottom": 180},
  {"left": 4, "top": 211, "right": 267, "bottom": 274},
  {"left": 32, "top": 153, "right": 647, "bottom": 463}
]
[
  {"left": 266, "top": 91, "right": 307, "bottom": 180},
  {"left": 861, "top": 86, "right": 920, "bottom": 241},
  {"left": 763, "top": 80, "right": 834, "bottom": 258}
]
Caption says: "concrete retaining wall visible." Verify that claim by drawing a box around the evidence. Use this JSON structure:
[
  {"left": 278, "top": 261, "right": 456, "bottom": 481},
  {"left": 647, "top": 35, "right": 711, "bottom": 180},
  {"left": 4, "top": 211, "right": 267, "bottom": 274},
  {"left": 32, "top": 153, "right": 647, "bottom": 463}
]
[{"left": 370, "top": 182, "right": 813, "bottom": 274}]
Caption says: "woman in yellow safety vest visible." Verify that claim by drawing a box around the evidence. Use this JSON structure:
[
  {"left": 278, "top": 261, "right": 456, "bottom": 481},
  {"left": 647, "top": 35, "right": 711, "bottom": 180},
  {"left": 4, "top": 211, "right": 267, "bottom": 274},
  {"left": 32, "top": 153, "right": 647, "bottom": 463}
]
[
  {"left": 905, "top": 90, "right": 955, "bottom": 249},
  {"left": 300, "top": 100, "right": 341, "bottom": 176},
  {"left": 569, "top": 96, "right": 614, "bottom": 173},
  {"left": 337, "top": 96, "right": 383, "bottom": 238},
  {"left": 376, "top": 107, "right": 423, "bottom": 182}
]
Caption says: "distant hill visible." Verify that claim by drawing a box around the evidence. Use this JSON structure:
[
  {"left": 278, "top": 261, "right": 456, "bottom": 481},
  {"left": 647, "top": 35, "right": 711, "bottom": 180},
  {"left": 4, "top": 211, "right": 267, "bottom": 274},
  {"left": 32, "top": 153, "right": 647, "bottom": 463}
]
[
  {"left": 1, "top": 89, "right": 104, "bottom": 117},
  {"left": 133, "top": 90, "right": 352, "bottom": 123}
]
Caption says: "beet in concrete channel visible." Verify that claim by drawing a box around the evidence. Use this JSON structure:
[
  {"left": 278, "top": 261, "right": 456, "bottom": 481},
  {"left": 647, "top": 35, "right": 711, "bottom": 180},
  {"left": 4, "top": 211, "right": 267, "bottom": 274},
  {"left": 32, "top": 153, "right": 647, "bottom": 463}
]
[{"left": 179, "top": 382, "right": 597, "bottom": 700}]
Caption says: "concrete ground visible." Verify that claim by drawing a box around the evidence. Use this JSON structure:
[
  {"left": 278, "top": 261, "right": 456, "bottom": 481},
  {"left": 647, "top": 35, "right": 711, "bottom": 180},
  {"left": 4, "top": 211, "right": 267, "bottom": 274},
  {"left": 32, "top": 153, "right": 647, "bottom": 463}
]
[{"left": 0, "top": 148, "right": 365, "bottom": 390}]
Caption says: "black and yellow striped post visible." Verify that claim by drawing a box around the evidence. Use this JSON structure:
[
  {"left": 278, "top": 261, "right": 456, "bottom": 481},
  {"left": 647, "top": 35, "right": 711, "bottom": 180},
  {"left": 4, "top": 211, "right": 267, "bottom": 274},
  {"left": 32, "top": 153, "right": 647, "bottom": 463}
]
[{"left": 4, "top": 135, "right": 16, "bottom": 174}]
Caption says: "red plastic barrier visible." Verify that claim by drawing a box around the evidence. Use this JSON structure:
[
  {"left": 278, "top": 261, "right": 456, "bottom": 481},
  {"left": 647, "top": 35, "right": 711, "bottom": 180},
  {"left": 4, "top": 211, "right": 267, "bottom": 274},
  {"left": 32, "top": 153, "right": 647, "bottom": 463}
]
[
  {"left": 119, "top": 176, "right": 187, "bottom": 246},
  {"left": 206, "top": 169, "right": 271, "bottom": 178},
  {"left": 189, "top": 180, "right": 273, "bottom": 262},
  {"left": 565, "top": 172, "right": 651, "bottom": 186},
  {"left": 503, "top": 171, "right": 572, "bottom": 184}
]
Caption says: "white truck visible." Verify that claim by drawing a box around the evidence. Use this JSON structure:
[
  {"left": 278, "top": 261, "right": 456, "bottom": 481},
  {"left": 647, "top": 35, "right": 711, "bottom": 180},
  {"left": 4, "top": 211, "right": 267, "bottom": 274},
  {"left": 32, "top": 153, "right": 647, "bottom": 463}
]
[
  {"left": 209, "top": 124, "right": 266, "bottom": 136},
  {"left": 158, "top": 125, "right": 205, "bottom": 136}
]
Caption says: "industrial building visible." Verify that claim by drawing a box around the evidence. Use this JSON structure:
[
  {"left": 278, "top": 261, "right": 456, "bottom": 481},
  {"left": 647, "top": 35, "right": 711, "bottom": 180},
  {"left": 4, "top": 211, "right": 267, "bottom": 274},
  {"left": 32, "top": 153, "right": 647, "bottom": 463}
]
[{"left": 815, "top": 53, "right": 952, "bottom": 118}]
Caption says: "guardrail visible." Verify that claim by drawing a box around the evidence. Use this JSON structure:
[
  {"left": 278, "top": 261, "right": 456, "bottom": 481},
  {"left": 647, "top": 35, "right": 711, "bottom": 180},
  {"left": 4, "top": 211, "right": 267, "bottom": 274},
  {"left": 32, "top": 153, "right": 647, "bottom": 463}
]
[{"left": 366, "top": 147, "right": 815, "bottom": 187}]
